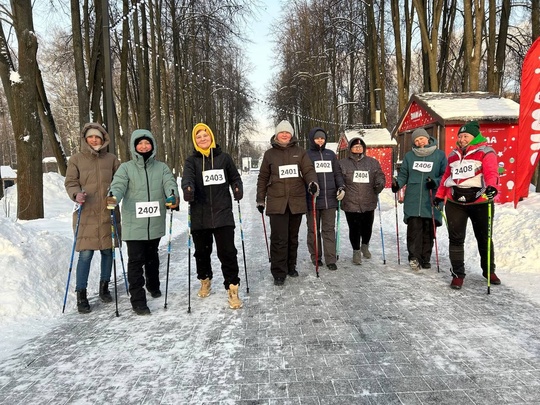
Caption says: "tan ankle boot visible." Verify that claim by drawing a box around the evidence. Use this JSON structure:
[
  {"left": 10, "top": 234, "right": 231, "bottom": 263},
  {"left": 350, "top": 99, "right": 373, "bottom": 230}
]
[
  {"left": 227, "top": 284, "right": 243, "bottom": 309},
  {"left": 198, "top": 278, "right": 211, "bottom": 298},
  {"left": 361, "top": 244, "right": 371, "bottom": 259},
  {"left": 352, "top": 250, "right": 362, "bottom": 265}
]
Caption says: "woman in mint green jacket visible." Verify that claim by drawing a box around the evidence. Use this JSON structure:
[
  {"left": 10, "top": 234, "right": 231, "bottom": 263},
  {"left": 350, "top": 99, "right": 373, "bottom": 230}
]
[{"left": 108, "top": 129, "right": 179, "bottom": 315}]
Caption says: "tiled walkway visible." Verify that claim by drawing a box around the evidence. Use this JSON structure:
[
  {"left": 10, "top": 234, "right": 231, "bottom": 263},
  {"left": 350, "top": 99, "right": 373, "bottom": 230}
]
[{"left": 1, "top": 234, "right": 540, "bottom": 404}]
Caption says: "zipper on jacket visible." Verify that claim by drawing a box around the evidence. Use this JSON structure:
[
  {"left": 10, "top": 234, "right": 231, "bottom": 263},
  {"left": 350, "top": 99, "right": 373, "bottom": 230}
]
[{"left": 144, "top": 161, "right": 151, "bottom": 240}]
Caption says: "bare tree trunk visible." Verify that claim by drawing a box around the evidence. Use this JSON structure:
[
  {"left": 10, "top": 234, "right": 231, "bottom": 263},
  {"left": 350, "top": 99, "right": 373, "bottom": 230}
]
[
  {"left": 494, "top": 0, "right": 511, "bottom": 93},
  {"left": 148, "top": 0, "right": 165, "bottom": 162},
  {"left": 391, "top": 0, "right": 413, "bottom": 114},
  {"left": 71, "top": 0, "right": 90, "bottom": 127},
  {"left": 533, "top": 0, "right": 540, "bottom": 40},
  {"left": 3, "top": 1, "right": 44, "bottom": 219},
  {"left": 36, "top": 68, "right": 68, "bottom": 175},
  {"left": 413, "top": 0, "right": 443, "bottom": 91}
]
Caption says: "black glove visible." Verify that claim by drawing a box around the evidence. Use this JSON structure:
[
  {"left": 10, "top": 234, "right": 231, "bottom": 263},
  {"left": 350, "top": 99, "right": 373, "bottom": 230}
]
[
  {"left": 485, "top": 186, "right": 498, "bottom": 199},
  {"left": 391, "top": 178, "right": 400, "bottom": 193},
  {"left": 426, "top": 177, "right": 437, "bottom": 190},
  {"left": 308, "top": 182, "right": 320, "bottom": 197},
  {"left": 183, "top": 187, "right": 194, "bottom": 202},
  {"left": 257, "top": 204, "right": 265, "bottom": 214},
  {"left": 432, "top": 197, "right": 444, "bottom": 207},
  {"left": 233, "top": 184, "right": 243, "bottom": 201}
]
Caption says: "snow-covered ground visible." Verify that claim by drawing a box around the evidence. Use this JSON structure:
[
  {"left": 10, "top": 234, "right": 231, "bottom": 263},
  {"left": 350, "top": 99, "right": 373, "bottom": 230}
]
[{"left": 1, "top": 172, "right": 539, "bottom": 362}]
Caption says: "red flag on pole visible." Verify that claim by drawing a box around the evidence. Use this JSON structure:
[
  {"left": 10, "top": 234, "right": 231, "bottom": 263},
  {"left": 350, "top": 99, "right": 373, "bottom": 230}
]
[{"left": 515, "top": 37, "right": 540, "bottom": 207}]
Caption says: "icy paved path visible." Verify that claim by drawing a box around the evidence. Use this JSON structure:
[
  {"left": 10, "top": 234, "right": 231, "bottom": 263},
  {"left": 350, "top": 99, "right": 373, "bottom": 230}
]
[{"left": 2, "top": 180, "right": 540, "bottom": 404}]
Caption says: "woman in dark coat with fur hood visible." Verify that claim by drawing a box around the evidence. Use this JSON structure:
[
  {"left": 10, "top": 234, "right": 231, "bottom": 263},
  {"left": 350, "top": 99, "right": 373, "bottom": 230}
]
[{"left": 339, "top": 137, "right": 386, "bottom": 265}]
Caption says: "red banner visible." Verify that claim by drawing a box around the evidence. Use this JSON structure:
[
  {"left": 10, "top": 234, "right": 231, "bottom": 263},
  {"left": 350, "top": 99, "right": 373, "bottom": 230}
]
[{"left": 516, "top": 37, "right": 540, "bottom": 207}]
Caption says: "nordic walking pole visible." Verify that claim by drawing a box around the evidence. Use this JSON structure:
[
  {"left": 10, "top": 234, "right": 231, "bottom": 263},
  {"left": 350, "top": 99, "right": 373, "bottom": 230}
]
[
  {"left": 164, "top": 190, "right": 176, "bottom": 309},
  {"left": 111, "top": 209, "right": 129, "bottom": 295},
  {"left": 62, "top": 204, "right": 82, "bottom": 313},
  {"left": 108, "top": 195, "right": 119, "bottom": 317},
  {"left": 429, "top": 189, "right": 440, "bottom": 273},
  {"left": 312, "top": 195, "right": 319, "bottom": 278},
  {"left": 336, "top": 200, "right": 341, "bottom": 261},
  {"left": 261, "top": 212, "right": 271, "bottom": 262},
  {"left": 377, "top": 197, "right": 386, "bottom": 264},
  {"left": 486, "top": 198, "right": 493, "bottom": 295},
  {"left": 394, "top": 191, "right": 401, "bottom": 265},
  {"left": 237, "top": 201, "right": 250, "bottom": 293},
  {"left": 187, "top": 203, "right": 192, "bottom": 313}
]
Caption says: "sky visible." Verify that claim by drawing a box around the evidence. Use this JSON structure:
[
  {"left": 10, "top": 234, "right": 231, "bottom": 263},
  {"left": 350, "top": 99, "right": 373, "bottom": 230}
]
[
  {"left": 1, "top": 172, "right": 540, "bottom": 362},
  {"left": 244, "top": 0, "right": 283, "bottom": 143}
]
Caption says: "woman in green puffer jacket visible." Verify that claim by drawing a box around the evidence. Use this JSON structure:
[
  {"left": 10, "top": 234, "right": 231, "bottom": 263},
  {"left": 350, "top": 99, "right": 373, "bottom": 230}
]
[{"left": 108, "top": 129, "right": 179, "bottom": 315}]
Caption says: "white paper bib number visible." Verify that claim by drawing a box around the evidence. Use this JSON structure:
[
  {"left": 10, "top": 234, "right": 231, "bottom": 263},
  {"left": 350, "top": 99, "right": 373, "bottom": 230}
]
[
  {"left": 203, "top": 169, "right": 226, "bottom": 186},
  {"left": 353, "top": 170, "right": 370, "bottom": 183},
  {"left": 412, "top": 161, "right": 433, "bottom": 173},
  {"left": 314, "top": 160, "right": 332, "bottom": 173},
  {"left": 136, "top": 201, "right": 160, "bottom": 218},
  {"left": 279, "top": 164, "right": 299, "bottom": 178},
  {"left": 452, "top": 161, "right": 475, "bottom": 180}
]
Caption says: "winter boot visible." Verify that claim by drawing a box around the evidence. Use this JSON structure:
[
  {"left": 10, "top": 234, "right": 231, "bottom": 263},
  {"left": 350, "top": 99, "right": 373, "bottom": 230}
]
[
  {"left": 99, "top": 281, "right": 113, "bottom": 303},
  {"left": 409, "top": 258, "right": 421, "bottom": 271},
  {"left": 352, "top": 250, "right": 362, "bottom": 265},
  {"left": 288, "top": 266, "right": 299, "bottom": 277},
  {"left": 227, "top": 284, "right": 243, "bottom": 309},
  {"left": 450, "top": 277, "right": 464, "bottom": 290},
  {"left": 77, "top": 289, "right": 91, "bottom": 314},
  {"left": 361, "top": 244, "right": 372, "bottom": 259},
  {"left": 198, "top": 278, "right": 211, "bottom": 298}
]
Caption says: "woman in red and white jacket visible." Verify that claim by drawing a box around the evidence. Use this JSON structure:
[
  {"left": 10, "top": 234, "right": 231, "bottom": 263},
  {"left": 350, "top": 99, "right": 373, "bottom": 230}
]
[{"left": 433, "top": 121, "right": 500, "bottom": 290}]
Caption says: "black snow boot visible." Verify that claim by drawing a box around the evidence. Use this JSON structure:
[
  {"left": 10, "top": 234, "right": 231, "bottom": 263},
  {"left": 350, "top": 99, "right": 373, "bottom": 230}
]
[
  {"left": 77, "top": 289, "right": 91, "bottom": 314},
  {"left": 99, "top": 281, "right": 113, "bottom": 303}
]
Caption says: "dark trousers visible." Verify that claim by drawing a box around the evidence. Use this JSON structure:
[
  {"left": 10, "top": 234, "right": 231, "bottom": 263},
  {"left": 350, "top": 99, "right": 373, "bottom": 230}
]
[
  {"left": 192, "top": 226, "right": 240, "bottom": 289},
  {"left": 126, "top": 239, "right": 161, "bottom": 308},
  {"left": 344, "top": 210, "right": 375, "bottom": 250},
  {"left": 269, "top": 207, "right": 303, "bottom": 279},
  {"left": 445, "top": 201, "right": 496, "bottom": 277},
  {"left": 306, "top": 208, "right": 337, "bottom": 265},
  {"left": 406, "top": 217, "right": 434, "bottom": 265}
]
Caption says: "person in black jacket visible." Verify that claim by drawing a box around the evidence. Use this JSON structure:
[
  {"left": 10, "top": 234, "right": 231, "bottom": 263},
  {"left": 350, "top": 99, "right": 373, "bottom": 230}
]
[
  {"left": 305, "top": 127, "right": 345, "bottom": 270},
  {"left": 181, "top": 123, "right": 243, "bottom": 309}
]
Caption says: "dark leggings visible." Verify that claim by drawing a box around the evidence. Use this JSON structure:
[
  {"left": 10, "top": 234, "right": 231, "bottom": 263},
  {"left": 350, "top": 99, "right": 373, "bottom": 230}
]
[
  {"left": 344, "top": 210, "right": 375, "bottom": 250},
  {"left": 445, "top": 200, "right": 495, "bottom": 277}
]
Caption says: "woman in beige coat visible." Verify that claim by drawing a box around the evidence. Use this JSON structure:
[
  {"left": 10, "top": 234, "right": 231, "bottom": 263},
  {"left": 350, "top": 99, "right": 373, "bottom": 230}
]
[{"left": 65, "top": 123, "right": 121, "bottom": 313}]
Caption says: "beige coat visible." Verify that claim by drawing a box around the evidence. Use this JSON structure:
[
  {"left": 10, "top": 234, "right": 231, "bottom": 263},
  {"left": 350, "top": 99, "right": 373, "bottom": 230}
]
[{"left": 65, "top": 123, "right": 121, "bottom": 251}]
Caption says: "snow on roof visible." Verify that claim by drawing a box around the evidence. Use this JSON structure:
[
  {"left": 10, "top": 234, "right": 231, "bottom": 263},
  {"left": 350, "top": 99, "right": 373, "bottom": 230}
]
[
  {"left": 0, "top": 165, "right": 17, "bottom": 178},
  {"left": 344, "top": 128, "right": 397, "bottom": 146},
  {"left": 417, "top": 92, "right": 519, "bottom": 121},
  {"left": 325, "top": 142, "right": 339, "bottom": 153}
]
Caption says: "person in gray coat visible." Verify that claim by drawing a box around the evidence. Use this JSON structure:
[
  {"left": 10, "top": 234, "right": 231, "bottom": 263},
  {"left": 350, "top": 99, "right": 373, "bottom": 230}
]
[
  {"left": 107, "top": 129, "right": 179, "bottom": 315},
  {"left": 392, "top": 128, "right": 447, "bottom": 271},
  {"left": 339, "top": 137, "right": 386, "bottom": 264}
]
